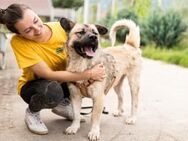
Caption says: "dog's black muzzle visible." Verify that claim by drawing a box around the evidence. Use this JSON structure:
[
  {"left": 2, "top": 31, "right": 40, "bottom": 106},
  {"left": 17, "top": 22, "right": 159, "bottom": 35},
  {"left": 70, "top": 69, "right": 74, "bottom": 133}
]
[{"left": 73, "top": 34, "right": 98, "bottom": 59}]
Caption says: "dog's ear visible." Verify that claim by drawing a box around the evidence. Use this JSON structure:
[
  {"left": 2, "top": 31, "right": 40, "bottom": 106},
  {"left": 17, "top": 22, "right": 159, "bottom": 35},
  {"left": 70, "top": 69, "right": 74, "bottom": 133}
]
[
  {"left": 60, "top": 17, "right": 75, "bottom": 33},
  {"left": 95, "top": 25, "right": 108, "bottom": 35}
]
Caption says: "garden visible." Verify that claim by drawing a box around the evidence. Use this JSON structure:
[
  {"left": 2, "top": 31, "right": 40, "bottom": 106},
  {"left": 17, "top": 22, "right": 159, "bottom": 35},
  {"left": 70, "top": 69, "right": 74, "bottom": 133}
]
[{"left": 97, "top": 0, "right": 188, "bottom": 67}]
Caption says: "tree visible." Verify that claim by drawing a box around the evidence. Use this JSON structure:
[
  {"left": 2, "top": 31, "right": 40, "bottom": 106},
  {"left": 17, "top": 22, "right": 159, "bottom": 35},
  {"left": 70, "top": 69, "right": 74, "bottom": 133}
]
[
  {"left": 119, "top": 0, "right": 151, "bottom": 18},
  {"left": 134, "top": 0, "right": 151, "bottom": 18},
  {"left": 158, "top": 0, "right": 162, "bottom": 9},
  {"left": 111, "top": 0, "right": 118, "bottom": 18},
  {"left": 52, "top": 0, "right": 84, "bottom": 10}
]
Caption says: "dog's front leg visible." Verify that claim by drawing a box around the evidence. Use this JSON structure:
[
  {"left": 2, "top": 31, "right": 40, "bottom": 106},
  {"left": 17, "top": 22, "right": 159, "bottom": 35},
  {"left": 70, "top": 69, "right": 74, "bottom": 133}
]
[
  {"left": 65, "top": 86, "right": 82, "bottom": 134},
  {"left": 88, "top": 93, "right": 105, "bottom": 141}
]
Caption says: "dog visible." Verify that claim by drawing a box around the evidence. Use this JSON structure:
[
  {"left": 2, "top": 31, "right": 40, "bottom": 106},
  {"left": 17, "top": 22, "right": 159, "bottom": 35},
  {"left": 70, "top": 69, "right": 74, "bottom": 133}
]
[{"left": 60, "top": 17, "right": 142, "bottom": 141}]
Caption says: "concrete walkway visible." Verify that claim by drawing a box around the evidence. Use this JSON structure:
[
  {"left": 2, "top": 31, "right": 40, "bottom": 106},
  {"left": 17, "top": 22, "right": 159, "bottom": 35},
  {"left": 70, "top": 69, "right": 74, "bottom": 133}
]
[{"left": 0, "top": 46, "right": 188, "bottom": 141}]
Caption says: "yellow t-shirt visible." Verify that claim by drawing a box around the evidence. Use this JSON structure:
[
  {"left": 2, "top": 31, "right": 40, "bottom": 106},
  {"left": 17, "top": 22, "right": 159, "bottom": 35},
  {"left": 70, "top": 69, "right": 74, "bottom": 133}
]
[{"left": 11, "top": 22, "right": 68, "bottom": 95}]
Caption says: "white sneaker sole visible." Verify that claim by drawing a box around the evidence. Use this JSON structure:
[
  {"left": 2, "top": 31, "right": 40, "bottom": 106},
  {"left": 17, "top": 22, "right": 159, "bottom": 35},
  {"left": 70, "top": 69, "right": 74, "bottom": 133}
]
[{"left": 25, "top": 120, "right": 48, "bottom": 135}]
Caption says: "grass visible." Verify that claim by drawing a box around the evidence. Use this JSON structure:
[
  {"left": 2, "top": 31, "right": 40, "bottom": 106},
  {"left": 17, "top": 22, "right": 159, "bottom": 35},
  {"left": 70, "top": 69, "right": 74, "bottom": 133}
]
[
  {"left": 101, "top": 38, "right": 188, "bottom": 68},
  {"left": 142, "top": 44, "right": 188, "bottom": 68},
  {"left": 100, "top": 38, "right": 112, "bottom": 48}
]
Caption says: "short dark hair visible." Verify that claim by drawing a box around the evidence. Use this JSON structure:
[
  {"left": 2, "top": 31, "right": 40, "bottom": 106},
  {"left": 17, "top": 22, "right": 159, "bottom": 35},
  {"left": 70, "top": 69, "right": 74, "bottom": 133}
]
[{"left": 0, "top": 3, "right": 31, "bottom": 34}]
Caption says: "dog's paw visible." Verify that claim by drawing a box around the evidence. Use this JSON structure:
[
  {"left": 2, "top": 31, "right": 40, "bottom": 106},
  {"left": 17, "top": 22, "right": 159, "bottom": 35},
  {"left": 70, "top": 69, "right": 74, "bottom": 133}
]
[
  {"left": 88, "top": 127, "right": 100, "bottom": 141},
  {"left": 125, "top": 116, "right": 136, "bottom": 124},
  {"left": 113, "top": 109, "right": 124, "bottom": 117},
  {"left": 64, "top": 125, "right": 80, "bottom": 135}
]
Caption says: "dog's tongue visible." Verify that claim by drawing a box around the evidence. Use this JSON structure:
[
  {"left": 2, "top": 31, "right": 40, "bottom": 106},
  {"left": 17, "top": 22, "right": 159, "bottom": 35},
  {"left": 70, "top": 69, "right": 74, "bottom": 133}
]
[{"left": 84, "top": 47, "right": 95, "bottom": 57}]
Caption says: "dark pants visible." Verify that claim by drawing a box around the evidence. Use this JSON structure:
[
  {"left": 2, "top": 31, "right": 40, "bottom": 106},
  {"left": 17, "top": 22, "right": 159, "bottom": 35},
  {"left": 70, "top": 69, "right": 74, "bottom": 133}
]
[{"left": 20, "top": 79, "right": 70, "bottom": 112}]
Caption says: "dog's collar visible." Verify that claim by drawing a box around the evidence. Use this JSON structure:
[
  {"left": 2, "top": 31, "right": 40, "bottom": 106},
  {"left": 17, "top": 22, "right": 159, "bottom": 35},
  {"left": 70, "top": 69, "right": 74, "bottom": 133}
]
[
  {"left": 71, "top": 79, "right": 95, "bottom": 97},
  {"left": 70, "top": 74, "right": 116, "bottom": 97}
]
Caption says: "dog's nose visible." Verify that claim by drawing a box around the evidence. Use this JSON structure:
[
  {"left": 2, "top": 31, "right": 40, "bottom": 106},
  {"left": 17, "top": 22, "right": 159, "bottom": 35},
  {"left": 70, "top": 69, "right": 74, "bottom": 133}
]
[{"left": 89, "top": 35, "right": 97, "bottom": 41}]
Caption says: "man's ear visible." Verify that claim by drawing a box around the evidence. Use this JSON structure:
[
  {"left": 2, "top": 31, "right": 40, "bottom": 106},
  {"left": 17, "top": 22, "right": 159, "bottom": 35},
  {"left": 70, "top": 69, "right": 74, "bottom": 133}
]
[
  {"left": 60, "top": 17, "right": 75, "bottom": 33},
  {"left": 95, "top": 25, "right": 108, "bottom": 35}
]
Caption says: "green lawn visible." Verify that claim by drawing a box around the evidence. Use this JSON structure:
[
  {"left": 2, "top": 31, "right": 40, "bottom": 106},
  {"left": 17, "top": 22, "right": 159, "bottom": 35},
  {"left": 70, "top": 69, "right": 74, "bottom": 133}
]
[
  {"left": 101, "top": 39, "right": 188, "bottom": 68},
  {"left": 141, "top": 44, "right": 188, "bottom": 68}
]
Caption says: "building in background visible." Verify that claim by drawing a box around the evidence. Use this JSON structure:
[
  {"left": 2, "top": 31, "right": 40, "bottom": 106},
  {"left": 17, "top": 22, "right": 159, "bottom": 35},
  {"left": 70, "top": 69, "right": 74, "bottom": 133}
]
[{"left": 0, "top": 0, "right": 76, "bottom": 21}]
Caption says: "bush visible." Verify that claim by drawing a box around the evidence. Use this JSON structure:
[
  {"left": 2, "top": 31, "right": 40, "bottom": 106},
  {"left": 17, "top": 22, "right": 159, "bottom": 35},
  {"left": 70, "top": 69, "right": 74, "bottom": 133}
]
[
  {"left": 99, "top": 13, "right": 117, "bottom": 29},
  {"left": 116, "top": 9, "right": 138, "bottom": 42},
  {"left": 143, "top": 10, "right": 187, "bottom": 48},
  {"left": 52, "top": 0, "right": 84, "bottom": 10},
  {"left": 99, "top": 9, "right": 138, "bottom": 43},
  {"left": 100, "top": 38, "right": 111, "bottom": 48}
]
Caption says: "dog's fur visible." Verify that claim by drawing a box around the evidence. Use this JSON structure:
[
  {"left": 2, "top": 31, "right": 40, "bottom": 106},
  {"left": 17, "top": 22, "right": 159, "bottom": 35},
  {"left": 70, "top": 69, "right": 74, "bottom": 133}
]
[{"left": 60, "top": 18, "right": 142, "bottom": 141}]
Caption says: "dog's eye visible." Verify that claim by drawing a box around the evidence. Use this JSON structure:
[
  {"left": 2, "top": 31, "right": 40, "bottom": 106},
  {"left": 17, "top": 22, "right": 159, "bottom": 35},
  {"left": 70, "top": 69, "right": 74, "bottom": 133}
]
[
  {"left": 80, "top": 30, "right": 85, "bottom": 34},
  {"left": 76, "top": 30, "right": 85, "bottom": 37},
  {"left": 92, "top": 30, "right": 98, "bottom": 35}
]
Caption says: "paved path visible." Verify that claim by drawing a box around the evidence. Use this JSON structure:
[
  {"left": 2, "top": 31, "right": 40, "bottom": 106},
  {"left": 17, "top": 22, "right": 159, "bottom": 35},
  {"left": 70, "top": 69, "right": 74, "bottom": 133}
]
[{"left": 0, "top": 45, "right": 188, "bottom": 141}]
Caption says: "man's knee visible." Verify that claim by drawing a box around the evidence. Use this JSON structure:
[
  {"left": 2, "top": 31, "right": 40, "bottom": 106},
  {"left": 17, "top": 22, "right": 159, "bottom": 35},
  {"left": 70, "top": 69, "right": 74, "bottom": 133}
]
[{"left": 29, "top": 81, "right": 64, "bottom": 112}]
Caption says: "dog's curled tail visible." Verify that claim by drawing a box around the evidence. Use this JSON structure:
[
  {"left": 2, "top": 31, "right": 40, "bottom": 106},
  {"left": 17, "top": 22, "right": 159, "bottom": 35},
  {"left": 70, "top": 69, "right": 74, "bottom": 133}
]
[{"left": 109, "top": 19, "right": 140, "bottom": 48}]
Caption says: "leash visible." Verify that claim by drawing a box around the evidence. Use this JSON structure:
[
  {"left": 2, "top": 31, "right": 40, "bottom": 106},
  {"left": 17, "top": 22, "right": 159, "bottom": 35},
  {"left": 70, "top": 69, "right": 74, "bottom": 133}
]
[{"left": 80, "top": 106, "right": 109, "bottom": 115}]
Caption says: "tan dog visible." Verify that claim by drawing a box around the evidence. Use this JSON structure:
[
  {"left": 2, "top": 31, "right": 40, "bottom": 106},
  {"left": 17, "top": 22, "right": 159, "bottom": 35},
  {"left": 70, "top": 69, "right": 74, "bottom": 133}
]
[{"left": 60, "top": 18, "right": 142, "bottom": 141}]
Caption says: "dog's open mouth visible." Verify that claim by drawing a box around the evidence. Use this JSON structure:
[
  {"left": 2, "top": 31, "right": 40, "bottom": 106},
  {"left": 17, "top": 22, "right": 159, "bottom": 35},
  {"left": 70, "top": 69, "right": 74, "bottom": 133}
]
[
  {"left": 73, "top": 42, "right": 98, "bottom": 59},
  {"left": 84, "top": 46, "right": 96, "bottom": 57}
]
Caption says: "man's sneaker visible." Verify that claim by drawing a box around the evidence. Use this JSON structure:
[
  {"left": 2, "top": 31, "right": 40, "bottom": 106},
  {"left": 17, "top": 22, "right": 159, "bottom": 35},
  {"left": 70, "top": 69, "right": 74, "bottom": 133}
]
[
  {"left": 52, "top": 98, "right": 87, "bottom": 122},
  {"left": 25, "top": 108, "right": 48, "bottom": 135},
  {"left": 52, "top": 98, "right": 74, "bottom": 120}
]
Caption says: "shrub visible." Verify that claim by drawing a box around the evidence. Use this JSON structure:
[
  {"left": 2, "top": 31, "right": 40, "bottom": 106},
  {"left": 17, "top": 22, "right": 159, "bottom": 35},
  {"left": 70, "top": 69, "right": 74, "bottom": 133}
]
[
  {"left": 99, "top": 9, "right": 138, "bottom": 43},
  {"left": 52, "top": 0, "right": 84, "bottom": 10},
  {"left": 99, "top": 13, "right": 117, "bottom": 29},
  {"left": 116, "top": 9, "right": 138, "bottom": 42},
  {"left": 143, "top": 10, "right": 187, "bottom": 48}
]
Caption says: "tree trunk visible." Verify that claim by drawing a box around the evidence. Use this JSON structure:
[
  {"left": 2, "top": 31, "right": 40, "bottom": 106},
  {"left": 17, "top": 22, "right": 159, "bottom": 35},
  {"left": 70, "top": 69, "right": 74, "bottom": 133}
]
[
  {"left": 84, "top": 0, "right": 89, "bottom": 23},
  {"left": 158, "top": 0, "right": 162, "bottom": 9},
  {"left": 131, "top": 0, "right": 136, "bottom": 6},
  {"left": 111, "top": 0, "right": 117, "bottom": 18}
]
